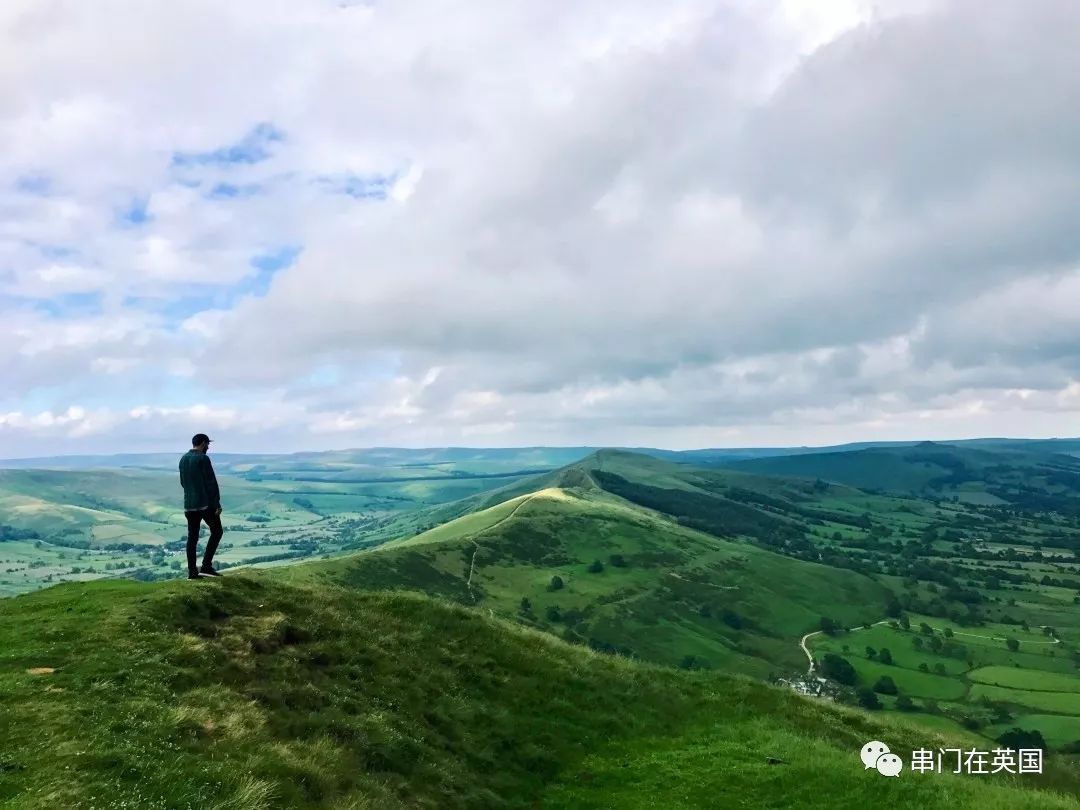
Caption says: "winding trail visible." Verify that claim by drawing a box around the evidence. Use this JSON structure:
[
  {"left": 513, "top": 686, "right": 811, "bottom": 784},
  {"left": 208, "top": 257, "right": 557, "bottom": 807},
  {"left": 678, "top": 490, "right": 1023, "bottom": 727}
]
[
  {"left": 800, "top": 620, "right": 891, "bottom": 678},
  {"left": 665, "top": 571, "right": 739, "bottom": 590},
  {"left": 799, "top": 620, "right": 1060, "bottom": 679},
  {"left": 934, "top": 626, "right": 1060, "bottom": 645},
  {"left": 465, "top": 493, "right": 539, "bottom": 602}
]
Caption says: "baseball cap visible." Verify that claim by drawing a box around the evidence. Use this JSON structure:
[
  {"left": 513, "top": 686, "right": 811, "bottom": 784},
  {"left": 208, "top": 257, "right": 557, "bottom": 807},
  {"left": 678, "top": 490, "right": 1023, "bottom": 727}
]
[{"left": 191, "top": 433, "right": 214, "bottom": 446}]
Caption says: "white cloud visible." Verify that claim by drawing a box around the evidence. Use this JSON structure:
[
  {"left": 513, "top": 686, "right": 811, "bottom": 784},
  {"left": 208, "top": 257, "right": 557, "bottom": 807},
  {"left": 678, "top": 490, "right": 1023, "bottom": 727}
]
[{"left": 1, "top": 0, "right": 1079, "bottom": 456}]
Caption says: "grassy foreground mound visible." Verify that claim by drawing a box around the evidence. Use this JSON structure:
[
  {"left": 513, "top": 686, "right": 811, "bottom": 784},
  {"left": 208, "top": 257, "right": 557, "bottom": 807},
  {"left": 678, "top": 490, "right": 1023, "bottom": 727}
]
[{"left": 2, "top": 576, "right": 1080, "bottom": 809}]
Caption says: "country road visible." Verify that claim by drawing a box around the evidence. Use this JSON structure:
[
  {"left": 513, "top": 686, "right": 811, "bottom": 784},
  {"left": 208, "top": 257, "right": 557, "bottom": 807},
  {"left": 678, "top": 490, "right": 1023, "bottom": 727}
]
[{"left": 800, "top": 620, "right": 891, "bottom": 678}]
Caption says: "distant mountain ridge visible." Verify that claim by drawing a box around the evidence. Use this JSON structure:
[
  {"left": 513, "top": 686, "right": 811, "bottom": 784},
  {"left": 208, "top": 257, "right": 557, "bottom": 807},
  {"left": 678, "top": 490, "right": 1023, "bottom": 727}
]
[
  {"left": 727, "top": 441, "right": 1080, "bottom": 514},
  {"left": 3, "top": 437, "right": 1079, "bottom": 469}
]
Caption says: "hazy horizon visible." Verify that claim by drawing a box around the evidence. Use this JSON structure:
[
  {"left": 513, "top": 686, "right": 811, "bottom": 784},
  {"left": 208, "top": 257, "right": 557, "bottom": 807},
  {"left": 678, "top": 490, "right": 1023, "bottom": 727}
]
[{"left": 2, "top": 433, "right": 1079, "bottom": 463}]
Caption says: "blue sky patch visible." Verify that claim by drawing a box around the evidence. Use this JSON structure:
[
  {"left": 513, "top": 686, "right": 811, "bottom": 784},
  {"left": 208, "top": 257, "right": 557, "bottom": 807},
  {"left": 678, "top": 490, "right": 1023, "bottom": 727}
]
[
  {"left": 122, "top": 245, "right": 301, "bottom": 325},
  {"left": 317, "top": 171, "right": 398, "bottom": 200},
  {"left": 24, "top": 242, "right": 76, "bottom": 260},
  {"left": 242, "top": 245, "right": 302, "bottom": 298},
  {"left": 207, "top": 181, "right": 263, "bottom": 200},
  {"left": 116, "top": 196, "right": 152, "bottom": 226},
  {"left": 251, "top": 245, "right": 302, "bottom": 273},
  {"left": 2, "top": 291, "right": 105, "bottom": 319},
  {"left": 171, "top": 122, "right": 285, "bottom": 168},
  {"left": 124, "top": 292, "right": 220, "bottom": 326},
  {"left": 14, "top": 174, "right": 52, "bottom": 195}
]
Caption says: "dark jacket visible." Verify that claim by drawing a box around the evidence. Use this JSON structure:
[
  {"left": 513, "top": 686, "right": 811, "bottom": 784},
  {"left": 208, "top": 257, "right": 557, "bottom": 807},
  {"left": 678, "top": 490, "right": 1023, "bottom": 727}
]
[{"left": 179, "top": 450, "right": 221, "bottom": 512}]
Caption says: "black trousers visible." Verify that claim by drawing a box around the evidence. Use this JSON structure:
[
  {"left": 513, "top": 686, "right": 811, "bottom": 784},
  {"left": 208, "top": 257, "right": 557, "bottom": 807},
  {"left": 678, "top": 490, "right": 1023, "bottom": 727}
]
[{"left": 185, "top": 508, "right": 223, "bottom": 574}]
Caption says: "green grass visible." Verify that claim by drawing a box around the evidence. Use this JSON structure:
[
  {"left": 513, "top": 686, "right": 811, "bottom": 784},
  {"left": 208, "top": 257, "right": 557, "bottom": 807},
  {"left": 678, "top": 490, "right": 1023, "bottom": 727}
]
[
  {"left": 539, "top": 714, "right": 1075, "bottom": 810},
  {"left": 970, "top": 667, "right": 1080, "bottom": 692},
  {"left": 283, "top": 482, "right": 893, "bottom": 675},
  {"left": 970, "top": 685, "right": 1080, "bottom": 715},
  {"left": 989, "top": 715, "right": 1080, "bottom": 748},
  {"left": 3, "top": 574, "right": 1080, "bottom": 808}
]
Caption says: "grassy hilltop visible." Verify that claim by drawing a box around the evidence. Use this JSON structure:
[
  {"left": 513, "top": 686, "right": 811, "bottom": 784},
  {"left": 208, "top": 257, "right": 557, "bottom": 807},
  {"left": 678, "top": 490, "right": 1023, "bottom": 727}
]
[
  {"left": 3, "top": 573, "right": 1080, "bottom": 809},
  {"left": 279, "top": 452, "right": 894, "bottom": 677}
]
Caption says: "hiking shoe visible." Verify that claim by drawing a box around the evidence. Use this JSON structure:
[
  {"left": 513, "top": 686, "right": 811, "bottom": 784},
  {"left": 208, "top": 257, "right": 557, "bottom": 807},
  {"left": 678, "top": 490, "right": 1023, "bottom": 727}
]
[
  {"left": 200, "top": 567, "right": 223, "bottom": 577},
  {"left": 187, "top": 572, "right": 203, "bottom": 580}
]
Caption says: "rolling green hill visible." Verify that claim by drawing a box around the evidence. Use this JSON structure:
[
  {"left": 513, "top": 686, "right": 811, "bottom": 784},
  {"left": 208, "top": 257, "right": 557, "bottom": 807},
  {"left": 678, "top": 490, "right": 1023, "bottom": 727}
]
[
  {"left": 272, "top": 449, "right": 1080, "bottom": 753},
  {"left": 277, "top": 452, "right": 902, "bottom": 677},
  {"left": 729, "top": 442, "right": 1080, "bottom": 512},
  {"left": 2, "top": 574, "right": 1079, "bottom": 808}
]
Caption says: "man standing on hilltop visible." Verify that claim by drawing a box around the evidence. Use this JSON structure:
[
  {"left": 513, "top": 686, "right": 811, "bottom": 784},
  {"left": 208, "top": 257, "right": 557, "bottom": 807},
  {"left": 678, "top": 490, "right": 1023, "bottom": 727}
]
[{"left": 179, "top": 433, "right": 224, "bottom": 580}]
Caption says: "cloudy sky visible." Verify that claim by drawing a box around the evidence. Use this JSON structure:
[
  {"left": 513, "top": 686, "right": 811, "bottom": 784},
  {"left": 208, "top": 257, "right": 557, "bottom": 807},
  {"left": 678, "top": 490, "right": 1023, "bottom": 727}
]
[{"left": 2, "top": 0, "right": 1078, "bottom": 457}]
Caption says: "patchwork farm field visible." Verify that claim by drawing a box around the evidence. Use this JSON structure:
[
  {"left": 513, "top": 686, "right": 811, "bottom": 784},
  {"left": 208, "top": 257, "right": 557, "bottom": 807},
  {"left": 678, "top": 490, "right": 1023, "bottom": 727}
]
[{"left": 810, "top": 609, "right": 1080, "bottom": 750}]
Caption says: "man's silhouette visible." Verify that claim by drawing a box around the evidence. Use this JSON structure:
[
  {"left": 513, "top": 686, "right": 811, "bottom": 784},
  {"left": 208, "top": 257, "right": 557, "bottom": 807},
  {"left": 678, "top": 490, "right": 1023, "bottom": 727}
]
[{"left": 179, "top": 433, "right": 224, "bottom": 579}]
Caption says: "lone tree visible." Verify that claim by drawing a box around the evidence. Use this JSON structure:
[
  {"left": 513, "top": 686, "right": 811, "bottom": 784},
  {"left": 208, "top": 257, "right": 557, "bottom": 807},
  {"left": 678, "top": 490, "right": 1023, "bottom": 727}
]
[
  {"left": 820, "top": 616, "right": 838, "bottom": 635},
  {"left": 519, "top": 597, "right": 532, "bottom": 614},
  {"left": 997, "top": 728, "right": 1046, "bottom": 751},
  {"left": 608, "top": 553, "right": 627, "bottom": 567},
  {"left": 1006, "top": 638, "right": 1020, "bottom": 652},
  {"left": 857, "top": 687, "right": 882, "bottom": 710},
  {"left": 548, "top": 575, "right": 564, "bottom": 591},
  {"left": 587, "top": 559, "right": 604, "bottom": 574},
  {"left": 820, "top": 653, "right": 857, "bottom": 685},
  {"left": 896, "top": 695, "right": 916, "bottom": 712},
  {"left": 878, "top": 648, "right": 893, "bottom": 665},
  {"left": 873, "top": 675, "right": 898, "bottom": 695}
]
